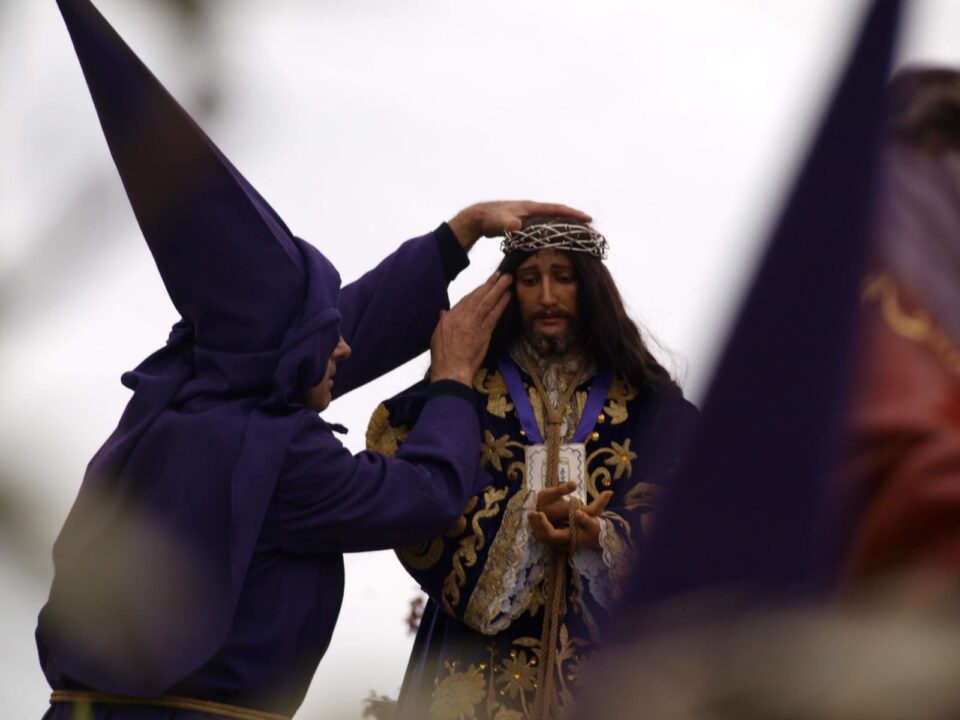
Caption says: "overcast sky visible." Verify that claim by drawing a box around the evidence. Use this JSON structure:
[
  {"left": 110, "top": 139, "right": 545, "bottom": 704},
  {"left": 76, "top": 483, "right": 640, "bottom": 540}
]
[{"left": 3, "top": 1, "right": 960, "bottom": 717}]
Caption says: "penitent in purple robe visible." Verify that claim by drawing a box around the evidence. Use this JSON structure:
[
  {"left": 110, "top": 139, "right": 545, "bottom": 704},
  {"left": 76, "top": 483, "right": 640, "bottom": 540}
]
[
  {"left": 38, "top": 229, "right": 487, "bottom": 719},
  {"left": 37, "top": 0, "right": 489, "bottom": 717}
]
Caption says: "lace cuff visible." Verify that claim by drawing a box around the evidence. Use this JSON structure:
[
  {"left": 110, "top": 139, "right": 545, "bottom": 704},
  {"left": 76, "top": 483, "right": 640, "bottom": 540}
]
[
  {"left": 571, "top": 543, "right": 614, "bottom": 610},
  {"left": 463, "top": 488, "right": 546, "bottom": 635}
]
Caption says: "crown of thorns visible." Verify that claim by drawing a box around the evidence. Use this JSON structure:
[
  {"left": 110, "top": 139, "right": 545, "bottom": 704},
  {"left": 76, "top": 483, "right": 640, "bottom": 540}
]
[{"left": 501, "top": 223, "right": 608, "bottom": 259}]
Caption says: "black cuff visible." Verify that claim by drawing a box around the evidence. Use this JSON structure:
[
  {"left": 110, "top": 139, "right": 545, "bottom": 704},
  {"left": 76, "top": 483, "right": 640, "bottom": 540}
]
[
  {"left": 427, "top": 379, "right": 476, "bottom": 403},
  {"left": 435, "top": 222, "right": 470, "bottom": 282}
]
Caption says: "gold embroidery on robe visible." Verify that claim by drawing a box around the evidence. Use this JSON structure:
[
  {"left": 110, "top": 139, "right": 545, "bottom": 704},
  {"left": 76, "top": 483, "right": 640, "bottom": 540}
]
[
  {"left": 431, "top": 661, "right": 486, "bottom": 720},
  {"left": 464, "top": 489, "right": 544, "bottom": 635},
  {"left": 442, "top": 486, "right": 509, "bottom": 614},
  {"left": 365, "top": 403, "right": 410, "bottom": 457},
  {"left": 480, "top": 431, "right": 524, "bottom": 473},
  {"left": 603, "top": 377, "right": 637, "bottom": 426},
  {"left": 475, "top": 369, "right": 515, "bottom": 418},
  {"left": 428, "top": 632, "right": 592, "bottom": 720}
]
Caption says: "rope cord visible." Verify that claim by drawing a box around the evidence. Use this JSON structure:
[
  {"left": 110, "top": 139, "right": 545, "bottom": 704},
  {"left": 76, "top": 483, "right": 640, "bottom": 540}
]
[{"left": 515, "top": 347, "right": 587, "bottom": 720}]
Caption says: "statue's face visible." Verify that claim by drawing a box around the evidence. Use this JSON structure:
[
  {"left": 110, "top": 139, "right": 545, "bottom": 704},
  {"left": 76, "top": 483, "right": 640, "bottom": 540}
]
[
  {"left": 514, "top": 249, "right": 580, "bottom": 357},
  {"left": 306, "top": 335, "right": 351, "bottom": 411}
]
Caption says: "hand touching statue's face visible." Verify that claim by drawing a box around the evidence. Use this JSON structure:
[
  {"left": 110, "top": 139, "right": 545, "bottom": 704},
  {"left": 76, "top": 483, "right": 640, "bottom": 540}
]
[
  {"left": 515, "top": 249, "right": 580, "bottom": 357},
  {"left": 306, "top": 336, "right": 352, "bottom": 411}
]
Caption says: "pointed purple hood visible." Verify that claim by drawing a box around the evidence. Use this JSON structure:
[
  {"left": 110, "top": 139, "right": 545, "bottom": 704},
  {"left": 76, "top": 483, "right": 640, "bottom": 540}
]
[
  {"left": 627, "top": 0, "right": 903, "bottom": 606},
  {"left": 38, "top": 0, "right": 344, "bottom": 695}
]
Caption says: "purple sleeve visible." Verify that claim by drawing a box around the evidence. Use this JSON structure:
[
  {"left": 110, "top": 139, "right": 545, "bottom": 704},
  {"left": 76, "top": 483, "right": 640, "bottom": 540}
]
[
  {"left": 332, "top": 227, "right": 468, "bottom": 397},
  {"left": 272, "top": 388, "right": 484, "bottom": 554}
]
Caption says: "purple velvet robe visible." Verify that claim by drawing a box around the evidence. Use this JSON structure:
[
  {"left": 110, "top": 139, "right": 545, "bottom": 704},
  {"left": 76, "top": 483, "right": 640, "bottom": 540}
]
[{"left": 37, "top": 229, "right": 487, "bottom": 718}]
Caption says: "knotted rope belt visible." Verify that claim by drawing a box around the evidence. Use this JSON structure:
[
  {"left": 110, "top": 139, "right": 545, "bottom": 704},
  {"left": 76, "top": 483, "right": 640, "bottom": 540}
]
[
  {"left": 50, "top": 690, "right": 290, "bottom": 720},
  {"left": 516, "top": 348, "right": 588, "bottom": 720}
]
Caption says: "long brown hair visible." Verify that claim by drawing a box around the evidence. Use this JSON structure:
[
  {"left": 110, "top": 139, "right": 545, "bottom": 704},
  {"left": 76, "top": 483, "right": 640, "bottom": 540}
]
[{"left": 490, "top": 219, "right": 677, "bottom": 393}]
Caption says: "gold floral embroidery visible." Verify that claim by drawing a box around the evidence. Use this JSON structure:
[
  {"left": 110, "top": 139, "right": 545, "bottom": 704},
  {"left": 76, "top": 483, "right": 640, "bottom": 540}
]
[
  {"left": 442, "top": 486, "right": 509, "bottom": 614},
  {"left": 480, "top": 431, "right": 524, "bottom": 473},
  {"left": 421, "top": 633, "right": 590, "bottom": 720},
  {"left": 475, "top": 369, "right": 515, "bottom": 418},
  {"left": 603, "top": 439, "right": 637, "bottom": 480},
  {"left": 496, "top": 650, "right": 537, "bottom": 699},
  {"left": 464, "top": 489, "right": 544, "bottom": 635},
  {"left": 585, "top": 438, "right": 636, "bottom": 496},
  {"left": 431, "top": 662, "right": 486, "bottom": 720},
  {"left": 365, "top": 403, "right": 410, "bottom": 457},
  {"left": 552, "top": 624, "right": 590, "bottom": 717},
  {"left": 603, "top": 377, "right": 637, "bottom": 426}
]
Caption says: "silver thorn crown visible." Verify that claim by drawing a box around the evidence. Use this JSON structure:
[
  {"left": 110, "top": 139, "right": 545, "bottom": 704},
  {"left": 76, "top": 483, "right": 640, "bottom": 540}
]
[{"left": 501, "top": 223, "right": 608, "bottom": 259}]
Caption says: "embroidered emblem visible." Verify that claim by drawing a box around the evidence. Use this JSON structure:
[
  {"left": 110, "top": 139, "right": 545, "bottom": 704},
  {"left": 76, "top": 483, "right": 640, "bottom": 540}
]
[
  {"left": 475, "top": 369, "right": 515, "bottom": 418},
  {"left": 480, "top": 431, "right": 524, "bottom": 473},
  {"left": 603, "top": 439, "right": 637, "bottom": 480}
]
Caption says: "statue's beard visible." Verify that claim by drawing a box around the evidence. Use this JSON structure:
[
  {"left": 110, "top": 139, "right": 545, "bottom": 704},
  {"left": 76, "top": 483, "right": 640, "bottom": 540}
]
[{"left": 523, "top": 310, "right": 580, "bottom": 358}]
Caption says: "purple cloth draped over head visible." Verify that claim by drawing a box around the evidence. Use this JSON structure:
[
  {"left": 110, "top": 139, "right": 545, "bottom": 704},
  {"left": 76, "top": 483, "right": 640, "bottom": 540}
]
[{"left": 38, "top": 0, "right": 345, "bottom": 695}]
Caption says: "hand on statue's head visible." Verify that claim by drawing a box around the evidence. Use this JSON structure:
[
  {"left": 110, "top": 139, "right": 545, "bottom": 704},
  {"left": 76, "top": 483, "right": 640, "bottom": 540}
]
[{"left": 447, "top": 200, "right": 592, "bottom": 251}]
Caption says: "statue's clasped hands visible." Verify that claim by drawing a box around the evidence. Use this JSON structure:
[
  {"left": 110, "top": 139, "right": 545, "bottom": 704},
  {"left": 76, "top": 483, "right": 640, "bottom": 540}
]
[{"left": 528, "top": 483, "right": 613, "bottom": 551}]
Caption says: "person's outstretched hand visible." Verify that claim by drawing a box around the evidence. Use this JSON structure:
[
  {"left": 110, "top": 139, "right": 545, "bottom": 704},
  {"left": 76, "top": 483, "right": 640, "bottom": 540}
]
[{"left": 448, "top": 200, "right": 592, "bottom": 251}]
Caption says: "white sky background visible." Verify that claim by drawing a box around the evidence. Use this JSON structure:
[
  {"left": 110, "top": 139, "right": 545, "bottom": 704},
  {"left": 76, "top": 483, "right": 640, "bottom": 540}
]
[{"left": 2, "top": 0, "right": 960, "bottom": 717}]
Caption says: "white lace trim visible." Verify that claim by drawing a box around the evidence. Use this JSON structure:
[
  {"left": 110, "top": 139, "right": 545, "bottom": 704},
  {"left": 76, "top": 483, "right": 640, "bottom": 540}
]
[
  {"left": 572, "top": 519, "right": 616, "bottom": 609},
  {"left": 463, "top": 489, "right": 547, "bottom": 635}
]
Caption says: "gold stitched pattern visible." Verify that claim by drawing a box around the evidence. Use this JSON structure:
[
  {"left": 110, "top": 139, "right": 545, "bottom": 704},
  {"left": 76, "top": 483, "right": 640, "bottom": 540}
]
[
  {"left": 441, "top": 486, "right": 509, "bottom": 614},
  {"left": 863, "top": 272, "right": 960, "bottom": 377},
  {"left": 603, "top": 377, "right": 637, "bottom": 426},
  {"left": 365, "top": 403, "right": 410, "bottom": 457},
  {"left": 424, "top": 632, "right": 589, "bottom": 720},
  {"left": 475, "top": 369, "right": 515, "bottom": 418},
  {"left": 480, "top": 431, "right": 524, "bottom": 473},
  {"left": 463, "top": 489, "right": 544, "bottom": 635}
]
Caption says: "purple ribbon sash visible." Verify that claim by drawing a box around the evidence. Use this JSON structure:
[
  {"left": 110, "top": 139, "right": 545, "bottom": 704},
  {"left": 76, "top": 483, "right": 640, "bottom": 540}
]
[{"left": 497, "top": 355, "right": 612, "bottom": 444}]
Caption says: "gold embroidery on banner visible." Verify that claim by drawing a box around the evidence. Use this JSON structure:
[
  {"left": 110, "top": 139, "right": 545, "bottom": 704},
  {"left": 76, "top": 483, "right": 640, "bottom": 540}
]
[
  {"left": 475, "top": 369, "right": 515, "bottom": 418},
  {"left": 464, "top": 490, "right": 543, "bottom": 634},
  {"left": 863, "top": 272, "right": 960, "bottom": 377},
  {"left": 365, "top": 403, "right": 410, "bottom": 457},
  {"left": 480, "top": 431, "right": 524, "bottom": 473},
  {"left": 441, "top": 486, "right": 509, "bottom": 614}
]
